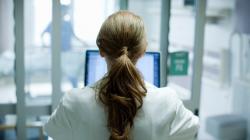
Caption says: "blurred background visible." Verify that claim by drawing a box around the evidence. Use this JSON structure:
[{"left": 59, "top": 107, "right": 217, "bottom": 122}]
[{"left": 0, "top": 0, "right": 250, "bottom": 139}]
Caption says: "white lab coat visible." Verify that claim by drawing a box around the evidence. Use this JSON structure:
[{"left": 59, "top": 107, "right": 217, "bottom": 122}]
[{"left": 44, "top": 82, "right": 199, "bottom": 140}]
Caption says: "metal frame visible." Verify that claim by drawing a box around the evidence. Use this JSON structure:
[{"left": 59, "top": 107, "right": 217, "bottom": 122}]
[
  {"left": 14, "top": 0, "right": 26, "bottom": 139},
  {"left": 119, "top": 0, "right": 128, "bottom": 10},
  {"left": 160, "top": 0, "right": 171, "bottom": 87},
  {"left": 0, "top": 104, "right": 51, "bottom": 116},
  {"left": 0, "top": 104, "right": 16, "bottom": 115},
  {"left": 184, "top": 0, "right": 207, "bottom": 113},
  {"left": 51, "top": 0, "right": 62, "bottom": 110}
]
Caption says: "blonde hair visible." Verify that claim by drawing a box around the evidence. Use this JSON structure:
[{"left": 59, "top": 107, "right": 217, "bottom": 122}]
[{"left": 96, "top": 11, "right": 147, "bottom": 140}]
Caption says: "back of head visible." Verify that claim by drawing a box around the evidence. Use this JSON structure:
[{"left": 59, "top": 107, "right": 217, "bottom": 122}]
[{"left": 96, "top": 11, "right": 147, "bottom": 140}]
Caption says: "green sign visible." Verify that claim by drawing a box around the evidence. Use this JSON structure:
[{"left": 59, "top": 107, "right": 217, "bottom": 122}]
[{"left": 169, "top": 51, "right": 189, "bottom": 75}]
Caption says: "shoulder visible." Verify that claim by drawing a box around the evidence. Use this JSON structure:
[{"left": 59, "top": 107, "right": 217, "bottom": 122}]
[
  {"left": 63, "top": 86, "right": 96, "bottom": 108},
  {"left": 145, "top": 82, "right": 181, "bottom": 108},
  {"left": 44, "top": 86, "right": 96, "bottom": 139},
  {"left": 142, "top": 82, "right": 183, "bottom": 121},
  {"left": 143, "top": 82, "right": 194, "bottom": 121},
  {"left": 144, "top": 83, "right": 199, "bottom": 138},
  {"left": 66, "top": 86, "right": 95, "bottom": 99}
]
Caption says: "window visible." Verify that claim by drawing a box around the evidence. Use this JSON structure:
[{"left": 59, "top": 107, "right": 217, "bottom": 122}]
[
  {"left": 61, "top": 0, "right": 119, "bottom": 90},
  {"left": 0, "top": 0, "right": 16, "bottom": 104},
  {"left": 24, "top": 0, "right": 52, "bottom": 103},
  {"left": 167, "top": 1, "right": 196, "bottom": 100},
  {"left": 128, "top": 0, "right": 161, "bottom": 51}
]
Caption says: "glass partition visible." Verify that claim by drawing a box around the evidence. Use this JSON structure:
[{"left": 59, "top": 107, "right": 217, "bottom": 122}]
[
  {"left": 128, "top": 0, "right": 161, "bottom": 51},
  {"left": 0, "top": 0, "right": 16, "bottom": 104},
  {"left": 24, "top": 0, "right": 52, "bottom": 105},
  {"left": 167, "top": 1, "right": 196, "bottom": 100},
  {"left": 60, "top": 0, "right": 119, "bottom": 91},
  {"left": 0, "top": 0, "right": 15, "bottom": 139},
  {"left": 23, "top": 0, "right": 52, "bottom": 139}
]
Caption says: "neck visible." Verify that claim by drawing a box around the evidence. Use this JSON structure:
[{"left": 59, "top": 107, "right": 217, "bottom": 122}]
[{"left": 105, "top": 57, "right": 112, "bottom": 71}]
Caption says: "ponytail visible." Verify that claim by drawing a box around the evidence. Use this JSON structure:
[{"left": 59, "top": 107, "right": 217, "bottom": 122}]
[
  {"left": 99, "top": 47, "right": 147, "bottom": 140},
  {"left": 96, "top": 11, "right": 147, "bottom": 140}
]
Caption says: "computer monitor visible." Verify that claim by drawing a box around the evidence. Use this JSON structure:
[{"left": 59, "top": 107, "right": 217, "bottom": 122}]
[{"left": 84, "top": 50, "right": 160, "bottom": 87}]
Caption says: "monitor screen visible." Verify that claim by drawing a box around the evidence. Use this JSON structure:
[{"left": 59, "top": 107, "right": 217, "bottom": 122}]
[{"left": 84, "top": 50, "right": 160, "bottom": 87}]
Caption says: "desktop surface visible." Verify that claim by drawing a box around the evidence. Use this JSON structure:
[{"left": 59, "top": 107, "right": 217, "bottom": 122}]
[{"left": 84, "top": 50, "right": 160, "bottom": 87}]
